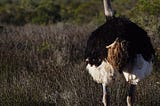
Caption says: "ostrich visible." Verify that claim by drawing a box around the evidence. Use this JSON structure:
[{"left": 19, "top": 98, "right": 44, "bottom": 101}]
[{"left": 85, "top": 0, "right": 155, "bottom": 106}]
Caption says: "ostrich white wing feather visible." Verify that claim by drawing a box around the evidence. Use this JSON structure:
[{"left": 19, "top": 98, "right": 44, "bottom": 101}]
[
  {"left": 86, "top": 61, "right": 116, "bottom": 85},
  {"left": 123, "top": 54, "right": 153, "bottom": 85}
]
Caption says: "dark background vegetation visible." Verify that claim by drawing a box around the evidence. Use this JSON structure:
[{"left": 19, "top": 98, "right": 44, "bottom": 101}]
[{"left": 0, "top": 0, "right": 160, "bottom": 106}]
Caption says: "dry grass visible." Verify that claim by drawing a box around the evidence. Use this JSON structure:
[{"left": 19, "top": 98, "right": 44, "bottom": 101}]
[{"left": 0, "top": 23, "right": 160, "bottom": 106}]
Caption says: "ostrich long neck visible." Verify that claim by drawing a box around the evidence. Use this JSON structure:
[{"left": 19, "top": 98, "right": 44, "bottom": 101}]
[{"left": 103, "top": 0, "right": 114, "bottom": 17}]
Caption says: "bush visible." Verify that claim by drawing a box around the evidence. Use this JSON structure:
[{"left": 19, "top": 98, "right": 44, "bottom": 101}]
[{"left": 31, "top": 1, "right": 61, "bottom": 24}]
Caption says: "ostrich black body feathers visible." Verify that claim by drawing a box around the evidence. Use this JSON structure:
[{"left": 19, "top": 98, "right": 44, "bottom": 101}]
[{"left": 85, "top": 17, "right": 155, "bottom": 72}]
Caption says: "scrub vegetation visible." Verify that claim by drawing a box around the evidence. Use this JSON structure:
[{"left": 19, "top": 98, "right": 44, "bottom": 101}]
[{"left": 0, "top": 0, "right": 160, "bottom": 105}]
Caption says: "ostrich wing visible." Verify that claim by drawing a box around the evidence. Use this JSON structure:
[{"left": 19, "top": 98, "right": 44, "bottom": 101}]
[{"left": 106, "top": 38, "right": 131, "bottom": 73}]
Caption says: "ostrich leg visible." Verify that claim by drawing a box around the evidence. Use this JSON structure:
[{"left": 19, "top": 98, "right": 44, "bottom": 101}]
[
  {"left": 102, "top": 83, "right": 110, "bottom": 106},
  {"left": 127, "top": 84, "right": 136, "bottom": 106}
]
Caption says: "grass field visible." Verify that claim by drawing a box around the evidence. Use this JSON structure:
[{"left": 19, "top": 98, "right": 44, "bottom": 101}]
[{"left": 0, "top": 24, "right": 160, "bottom": 106}]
